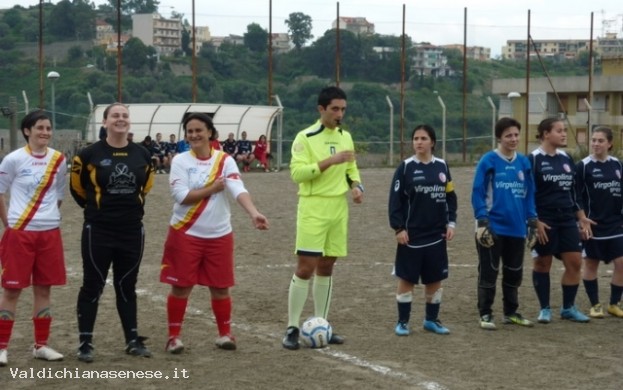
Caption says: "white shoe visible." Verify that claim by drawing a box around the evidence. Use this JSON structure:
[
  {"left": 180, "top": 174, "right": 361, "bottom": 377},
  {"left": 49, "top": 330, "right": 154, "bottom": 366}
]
[
  {"left": 33, "top": 345, "right": 64, "bottom": 361},
  {"left": 166, "top": 337, "right": 184, "bottom": 354},
  {"left": 0, "top": 349, "right": 7, "bottom": 366},
  {"left": 214, "top": 335, "right": 236, "bottom": 350}
]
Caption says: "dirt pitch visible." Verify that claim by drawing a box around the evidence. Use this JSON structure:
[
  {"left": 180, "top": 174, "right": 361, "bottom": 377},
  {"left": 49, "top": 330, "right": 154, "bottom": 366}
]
[{"left": 1, "top": 166, "right": 621, "bottom": 390}]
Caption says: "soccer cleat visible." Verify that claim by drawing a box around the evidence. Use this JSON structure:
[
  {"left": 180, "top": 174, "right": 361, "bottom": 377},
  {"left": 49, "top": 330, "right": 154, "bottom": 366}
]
[
  {"left": 479, "top": 314, "right": 497, "bottom": 330},
  {"left": 423, "top": 319, "right": 450, "bottom": 335},
  {"left": 395, "top": 321, "right": 410, "bottom": 336},
  {"left": 537, "top": 307, "right": 552, "bottom": 324},
  {"left": 589, "top": 303, "right": 605, "bottom": 319},
  {"left": 0, "top": 349, "right": 7, "bottom": 366},
  {"left": 328, "top": 333, "right": 345, "bottom": 344},
  {"left": 33, "top": 345, "right": 64, "bottom": 361},
  {"left": 607, "top": 304, "right": 623, "bottom": 318},
  {"left": 215, "top": 335, "right": 236, "bottom": 350},
  {"left": 560, "top": 306, "right": 590, "bottom": 323},
  {"left": 282, "top": 326, "right": 300, "bottom": 350},
  {"left": 126, "top": 336, "right": 152, "bottom": 357},
  {"left": 77, "top": 342, "right": 94, "bottom": 363},
  {"left": 166, "top": 337, "right": 184, "bottom": 354},
  {"left": 503, "top": 313, "right": 534, "bottom": 327}
]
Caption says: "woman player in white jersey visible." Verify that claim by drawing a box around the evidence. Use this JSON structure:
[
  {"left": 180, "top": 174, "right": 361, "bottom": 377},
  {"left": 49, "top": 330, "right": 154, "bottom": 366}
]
[
  {"left": 160, "top": 112, "right": 269, "bottom": 353},
  {"left": 0, "top": 111, "right": 67, "bottom": 366}
]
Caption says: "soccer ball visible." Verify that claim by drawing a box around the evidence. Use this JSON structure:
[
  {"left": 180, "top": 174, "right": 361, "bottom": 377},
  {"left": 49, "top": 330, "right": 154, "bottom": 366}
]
[{"left": 300, "top": 316, "right": 333, "bottom": 348}]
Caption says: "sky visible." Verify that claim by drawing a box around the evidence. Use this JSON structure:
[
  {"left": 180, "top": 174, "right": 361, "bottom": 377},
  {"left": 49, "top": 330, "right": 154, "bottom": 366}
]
[{"left": 1, "top": 0, "right": 621, "bottom": 57}]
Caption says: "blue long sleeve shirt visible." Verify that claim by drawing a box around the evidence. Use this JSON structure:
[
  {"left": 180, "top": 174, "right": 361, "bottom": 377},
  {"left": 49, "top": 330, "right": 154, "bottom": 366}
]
[{"left": 471, "top": 150, "right": 537, "bottom": 238}]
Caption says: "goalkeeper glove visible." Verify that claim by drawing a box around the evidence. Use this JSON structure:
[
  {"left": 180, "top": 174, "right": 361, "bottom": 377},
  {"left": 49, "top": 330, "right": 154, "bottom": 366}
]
[
  {"left": 527, "top": 218, "right": 538, "bottom": 248},
  {"left": 476, "top": 219, "right": 495, "bottom": 248}
]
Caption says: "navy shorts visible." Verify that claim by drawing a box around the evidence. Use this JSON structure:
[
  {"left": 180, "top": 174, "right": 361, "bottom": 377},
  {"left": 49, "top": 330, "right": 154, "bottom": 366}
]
[
  {"left": 394, "top": 239, "right": 449, "bottom": 285},
  {"left": 533, "top": 224, "right": 582, "bottom": 257},
  {"left": 583, "top": 236, "right": 623, "bottom": 263}
]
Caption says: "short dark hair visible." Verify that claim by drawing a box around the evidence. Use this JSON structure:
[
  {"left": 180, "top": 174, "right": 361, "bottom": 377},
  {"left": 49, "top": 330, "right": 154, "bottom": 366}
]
[
  {"left": 20, "top": 110, "right": 49, "bottom": 141},
  {"left": 536, "top": 118, "right": 563, "bottom": 140},
  {"left": 317, "top": 86, "right": 347, "bottom": 108},
  {"left": 495, "top": 117, "right": 521, "bottom": 139},
  {"left": 183, "top": 112, "right": 216, "bottom": 141},
  {"left": 411, "top": 124, "right": 437, "bottom": 151}
]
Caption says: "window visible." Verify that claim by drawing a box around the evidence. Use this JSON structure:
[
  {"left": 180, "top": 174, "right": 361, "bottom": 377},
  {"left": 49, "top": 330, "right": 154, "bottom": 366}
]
[{"left": 577, "top": 95, "right": 588, "bottom": 112}]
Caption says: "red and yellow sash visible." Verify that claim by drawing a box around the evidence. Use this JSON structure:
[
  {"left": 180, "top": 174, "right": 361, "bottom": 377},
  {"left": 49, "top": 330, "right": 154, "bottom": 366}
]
[
  {"left": 14, "top": 150, "right": 64, "bottom": 230},
  {"left": 173, "top": 152, "right": 227, "bottom": 232}
]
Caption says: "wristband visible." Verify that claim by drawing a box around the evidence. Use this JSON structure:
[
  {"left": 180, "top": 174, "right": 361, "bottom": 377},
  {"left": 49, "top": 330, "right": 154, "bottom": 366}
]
[{"left": 356, "top": 184, "right": 364, "bottom": 193}]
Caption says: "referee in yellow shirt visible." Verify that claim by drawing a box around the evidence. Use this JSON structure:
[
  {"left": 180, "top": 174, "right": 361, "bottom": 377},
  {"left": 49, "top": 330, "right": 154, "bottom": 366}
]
[{"left": 282, "top": 86, "right": 364, "bottom": 350}]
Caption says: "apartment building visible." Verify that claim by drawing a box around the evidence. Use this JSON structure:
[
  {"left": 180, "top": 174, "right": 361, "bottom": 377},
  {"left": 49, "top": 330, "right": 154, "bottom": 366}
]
[
  {"left": 331, "top": 17, "right": 375, "bottom": 35},
  {"left": 492, "top": 56, "right": 623, "bottom": 153},
  {"left": 132, "top": 13, "right": 182, "bottom": 56},
  {"left": 441, "top": 44, "right": 491, "bottom": 61},
  {"left": 502, "top": 39, "right": 592, "bottom": 60},
  {"left": 412, "top": 44, "right": 453, "bottom": 77},
  {"left": 270, "top": 33, "right": 292, "bottom": 54}
]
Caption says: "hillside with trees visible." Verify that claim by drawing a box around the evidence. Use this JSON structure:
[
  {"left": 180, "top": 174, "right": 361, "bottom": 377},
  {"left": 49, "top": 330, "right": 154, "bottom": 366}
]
[{"left": 0, "top": 1, "right": 595, "bottom": 160}]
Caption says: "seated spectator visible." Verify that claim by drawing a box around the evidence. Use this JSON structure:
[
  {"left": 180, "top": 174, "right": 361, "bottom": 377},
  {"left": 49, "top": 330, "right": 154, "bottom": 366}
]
[
  {"left": 127, "top": 132, "right": 134, "bottom": 143},
  {"left": 177, "top": 135, "right": 190, "bottom": 154},
  {"left": 222, "top": 132, "right": 237, "bottom": 156},
  {"left": 235, "top": 131, "right": 255, "bottom": 172},
  {"left": 165, "top": 134, "right": 178, "bottom": 169},
  {"left": 253, "top": 135, "right": 271, "bottom": 172},
  {"left": 210, "top": 129, "right": 222, "bottom": 151},
  {"left": 153, "top": 132, "right": 168, "bottom": 174},
  {"left": 140, "top": 135, "right": 159, "bottom": 171}
]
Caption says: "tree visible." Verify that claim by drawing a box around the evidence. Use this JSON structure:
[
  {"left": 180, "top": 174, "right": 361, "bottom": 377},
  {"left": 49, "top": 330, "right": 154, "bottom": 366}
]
[
  {"left": 181, "top": 27, "right": 192, "bottom": 57},
  {"left": 48, "top": 0, "right": 95, "bottom": 40},
  {"left": 123, "top": 37, "right": 149, "bottom": 73},
  {"left": 285, "top": 12, "right": 313, "bottom": 50},
  {"left": 106, "top": 0, "right": 159, "bottom": 14},
  {"left": 244, "top": 23, "right": 268, "bottom": 52}
]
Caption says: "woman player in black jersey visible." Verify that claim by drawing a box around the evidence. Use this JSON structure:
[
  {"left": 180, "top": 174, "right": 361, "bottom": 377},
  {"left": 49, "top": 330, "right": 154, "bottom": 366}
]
[{"left": 576, "top": 127, "right": 623, "bottom": 318}]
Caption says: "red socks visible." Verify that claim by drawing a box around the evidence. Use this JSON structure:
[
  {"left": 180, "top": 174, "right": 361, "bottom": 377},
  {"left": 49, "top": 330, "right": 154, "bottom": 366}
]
[
  {"left": 167, "top": 295, "right": 188, "bottom": 339},
  {"left": 0, "top": 319, "right": 14, "bottom": 349},
  {"left": 33, "top": 317, "right": 51, "bottom": 347},
  {"left": 211, "top": 297, "right": 232, "bottom": 337}
]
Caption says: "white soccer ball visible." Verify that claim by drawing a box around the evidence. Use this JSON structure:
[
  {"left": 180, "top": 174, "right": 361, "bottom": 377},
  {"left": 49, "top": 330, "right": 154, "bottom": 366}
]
[{"left": 300, "top": 316, "right": 333, "bottom": 348}]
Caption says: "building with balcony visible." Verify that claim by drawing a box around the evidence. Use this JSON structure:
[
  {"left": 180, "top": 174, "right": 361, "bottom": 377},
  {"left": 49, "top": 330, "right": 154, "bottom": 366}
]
[
  {"left": 132, "top": 13, "right": 182, "bottom": 56},
  {"left": 411, "top": 44, "right": 453, "bottom": 77},
  {"left": 271, "top": 33, "right": 292, "bottom": 54},
  {"left": 441, "top": 44, "right": 491, "bottom": 61},
  {"left": 492, "top": 56, "right": 623, "bottom": 153},
  {"left": 502, "top": 39, "right": 592, "bottom": 60},
  {"left": 331, "top": 17, "right": 375, "bottom": 35}
]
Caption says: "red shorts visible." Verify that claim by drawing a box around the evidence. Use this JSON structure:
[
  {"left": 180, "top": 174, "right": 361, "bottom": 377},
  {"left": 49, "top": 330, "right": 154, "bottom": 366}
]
[
  {"left": 160, "top": 227, "right": 234, "bottom": 288},
  {"left": 0, "top": 228, "right": 66, "bottom": 289}
]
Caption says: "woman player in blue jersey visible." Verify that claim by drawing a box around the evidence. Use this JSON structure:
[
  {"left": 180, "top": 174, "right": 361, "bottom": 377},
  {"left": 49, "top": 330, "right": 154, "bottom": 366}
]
[
  {"left": 529, "top": 118, "right": 592, "bottom": 323},
  {"left": 576, "top": 127, "right": 623, "bottom": 318},
  {"left": 472, "top": 117, "right": 537, "bottom": 330},
  {"left": 388, "top": 124, "right": 457, "bottom": 336}
]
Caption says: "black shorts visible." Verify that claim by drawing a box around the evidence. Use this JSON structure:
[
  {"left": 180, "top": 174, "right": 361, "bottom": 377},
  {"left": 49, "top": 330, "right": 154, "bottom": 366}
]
[
  {"left": 583, "top": 236, "right": 623, "bottom": 263},
  {"left": 394, "top": 239, "right": 449, "bottom": 285},
  {"left": 533, "top": 224, "right": 582, "bottom": 257}
]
